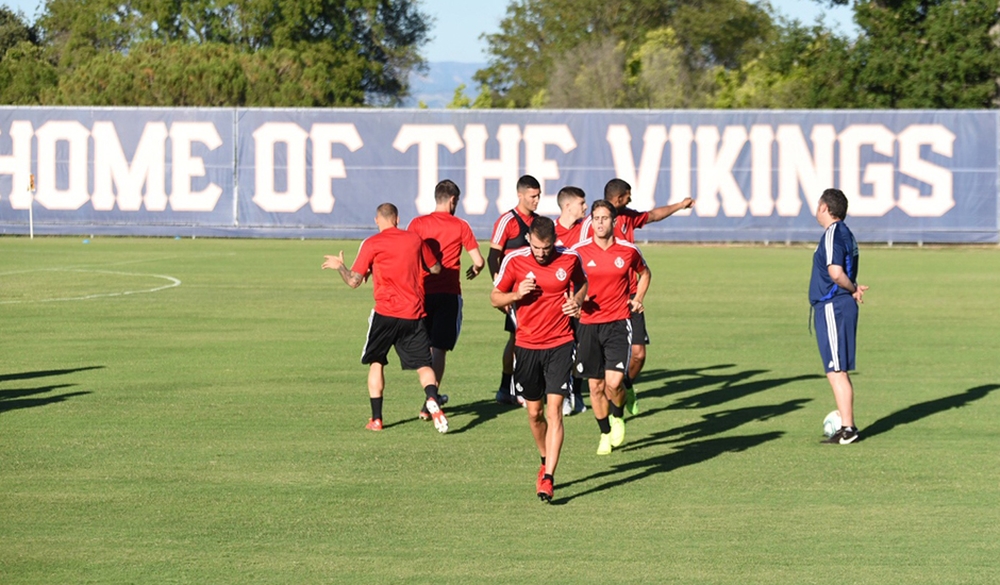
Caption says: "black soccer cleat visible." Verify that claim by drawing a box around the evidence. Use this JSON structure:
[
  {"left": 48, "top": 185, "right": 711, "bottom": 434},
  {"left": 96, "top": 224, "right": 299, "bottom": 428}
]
[{"left": 821, "top": 426, "right": 860, "bottom": 444}]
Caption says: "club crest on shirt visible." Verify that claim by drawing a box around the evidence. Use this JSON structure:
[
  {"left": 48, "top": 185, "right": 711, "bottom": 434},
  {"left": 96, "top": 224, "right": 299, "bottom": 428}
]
[
  {"left": 555, "top": 268, "right": 567, "bottom": 281},
  {"left": 614, "top": 256, "right": 625, "bottom": 269},
  {"left": 620, "top": 224, "right": 629, "bottom": 236}
]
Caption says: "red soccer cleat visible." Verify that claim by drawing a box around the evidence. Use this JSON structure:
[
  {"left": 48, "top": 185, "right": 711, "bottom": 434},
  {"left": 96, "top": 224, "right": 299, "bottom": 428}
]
[
  {"left": 536, "top": 465, "right": 546, "bottom": 494},
  {"left": 537, "top": 476, "right": 554, "bottom": 503},
  {"left": 365, "top": 418, "right": 383, "bottom": 431}
]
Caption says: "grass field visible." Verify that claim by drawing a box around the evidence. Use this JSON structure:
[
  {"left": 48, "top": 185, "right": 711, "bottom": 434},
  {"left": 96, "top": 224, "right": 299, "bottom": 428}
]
[{"left": 2, "top": 236, "right": 999, "bottom": 585}]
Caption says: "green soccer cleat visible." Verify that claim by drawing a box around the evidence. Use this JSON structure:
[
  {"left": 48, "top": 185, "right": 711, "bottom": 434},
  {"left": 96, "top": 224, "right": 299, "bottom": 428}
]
[
  {"left": 597, "top": 433, "right": 612, "bottom": 455},
  {"left": 625, "top": 385, "right": 639, "bottom": 416},
  {"left": 609, "top": 414, "right": 626, "bottom": 447}
]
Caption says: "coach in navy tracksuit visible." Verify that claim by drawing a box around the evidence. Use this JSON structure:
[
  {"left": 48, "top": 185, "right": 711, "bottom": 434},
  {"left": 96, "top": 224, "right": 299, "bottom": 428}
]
[{"left": 810, "top": 188, "right": 869, "bottom": 445}]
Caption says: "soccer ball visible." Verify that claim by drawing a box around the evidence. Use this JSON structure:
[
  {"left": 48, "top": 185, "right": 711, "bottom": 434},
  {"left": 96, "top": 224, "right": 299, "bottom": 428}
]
[{"left": 823, "top": 410, "right": 842, "bottom": 437}]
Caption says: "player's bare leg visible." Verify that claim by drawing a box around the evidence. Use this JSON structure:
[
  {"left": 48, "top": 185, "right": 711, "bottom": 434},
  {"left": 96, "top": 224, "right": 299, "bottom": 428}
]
[
  {"left": 543, "top": 393, "right": 565, "bottom": 476},
  {"left": 526, "top": 399, "right": 549, "bottom": 459},
  {"left": 827, "top": 371, "right": 855, "bottom": 428},
  {"left": 628, "top": 344, "right": 646, "bottom": 383},
  {"left": 368, "top": 363, "right": 385, "bottom": 398}
]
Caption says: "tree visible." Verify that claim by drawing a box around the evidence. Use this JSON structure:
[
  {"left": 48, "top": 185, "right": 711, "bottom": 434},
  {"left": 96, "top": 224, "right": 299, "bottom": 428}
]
[
  {"left": 475, "top": 0, "right": 774, "bottom": 108},
  {"left": 34, "top": 0, "right": 430, "bottom": 106}
]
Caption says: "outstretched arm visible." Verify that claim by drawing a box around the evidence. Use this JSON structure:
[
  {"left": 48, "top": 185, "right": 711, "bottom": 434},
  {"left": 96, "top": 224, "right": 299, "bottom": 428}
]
[
  {"left": 647, "top": 198, "right": 694, "bottom": 223},
  {"left": 322, "top": 252, "right": 364, "bottom": 288}
]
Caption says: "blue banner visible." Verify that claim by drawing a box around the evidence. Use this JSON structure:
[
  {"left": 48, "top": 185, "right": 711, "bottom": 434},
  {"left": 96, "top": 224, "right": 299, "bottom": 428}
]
[{"left": 2, "top": 107, "right": 997, "bottom": 243}]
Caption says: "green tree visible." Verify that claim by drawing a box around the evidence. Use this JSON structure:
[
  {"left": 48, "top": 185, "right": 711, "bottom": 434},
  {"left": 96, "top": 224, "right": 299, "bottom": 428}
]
[{"left": 36, "top": 0, "right": 430, "bottom": 106}]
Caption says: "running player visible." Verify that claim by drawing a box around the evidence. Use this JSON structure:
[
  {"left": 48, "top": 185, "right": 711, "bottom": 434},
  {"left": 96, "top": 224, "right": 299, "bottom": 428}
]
[
  {"left": 491, "top": 217, "right": 588, "bottom": 502},
  {"left": 554, "top": 185, "right": 589, "bottom": 415},
  {"left": 322, "top": 203, "right": 449, "bottom": 434},
  {"left": 581, "top": 178, "right": 693, "bottom": 413},
  {"left": 488, "top": 175, "right": 541, "bottom": 406},
  {"left": 407, "top": 180, "right": 486, "bottom": 420},
  {"left": 572, "top": 200, "right": 650, "bottom": 454}
]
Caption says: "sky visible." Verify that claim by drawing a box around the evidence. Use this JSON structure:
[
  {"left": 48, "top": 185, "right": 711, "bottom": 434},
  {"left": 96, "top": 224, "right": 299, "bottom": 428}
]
[{"left": 4, "top": 0, "right": 857, "bottom": 64}]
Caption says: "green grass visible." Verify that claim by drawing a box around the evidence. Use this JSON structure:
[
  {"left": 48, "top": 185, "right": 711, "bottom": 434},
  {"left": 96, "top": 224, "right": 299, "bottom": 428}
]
[{"left": 2, "top": 237, "right": 999, "bottom": 584}]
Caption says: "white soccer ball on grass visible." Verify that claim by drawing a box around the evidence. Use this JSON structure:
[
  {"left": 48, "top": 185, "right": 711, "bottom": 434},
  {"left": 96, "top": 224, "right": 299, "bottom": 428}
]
[{"left": 822, "top": 410, "right": 842, "bottom": 437}]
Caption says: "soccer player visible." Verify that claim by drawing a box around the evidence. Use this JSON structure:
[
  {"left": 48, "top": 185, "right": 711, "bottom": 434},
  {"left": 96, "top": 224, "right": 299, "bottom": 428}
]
[
  {"left": 554, "top": 186, "right": 589, "bottom": 415},
  {"left": 407, "top": 179, "right": 486, "bottom": 420},
  {"left": 810, "top": 188, "right": 868, "bottom": 445},
  {"left": 322, "top": 203, "right": 449, "bottom": 434},
  {"left": 572, "top": 200, "right": 650, "bottom": 455},
  {"left": 488, "top": 175, "right": 541, "bottom": 406},
  {"left": 491, "top": 217, "right": 588, "bottom": 502},
  {"left": 581, "top": 178, "right": 694, "bottom": 413}
]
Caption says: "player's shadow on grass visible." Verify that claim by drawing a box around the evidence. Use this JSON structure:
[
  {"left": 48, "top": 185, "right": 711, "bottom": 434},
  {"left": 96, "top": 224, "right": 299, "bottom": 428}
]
[
  {"left": 554, "top": 431, "right": 783, "bottom": 504},
  {"left": 862, "top": 384, "right": 1000, "bottom": 440},
  {"left": 633, "top": 365, "right": 740, "bottom": 398},
  {"left": 621, "top": 399, "right": 811, "bottom": 453},
  {"left": 440, "top": 399, "right": 520, "bottom": 435},
  {"left": 0, "top": 367, "right": 101, "bottom": 414},
  {"left": 633, "top": 366, "right": 821, "bottom": 415}
]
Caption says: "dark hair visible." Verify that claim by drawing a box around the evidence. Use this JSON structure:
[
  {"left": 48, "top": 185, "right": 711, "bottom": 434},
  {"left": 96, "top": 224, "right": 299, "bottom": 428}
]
[
  {"left": 517, "top": 174, "right": 541, "bottom": 192},
  {"left": 604, "top": 178, "right": 631, "bottom": 200},
  {"left": 529, "top": 216, "right": 556, "bottom": 243},
  {"left": 435, "top": 179, "right": 460, "bottom": 203},
  {"left": 376, "top": 202, "right": 398, "bottom": 220},
  {"left": 591, "top": 199, "right": 618, "bottom": 223},
  {"left": 556, "top": 186, "right": 585, "bottom": 210},
  {"left": 819, "top": 188, "right": 848, "bottom": 220}
]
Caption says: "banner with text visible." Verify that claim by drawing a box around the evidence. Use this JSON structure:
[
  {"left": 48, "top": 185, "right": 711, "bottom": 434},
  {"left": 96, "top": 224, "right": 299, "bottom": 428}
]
[{"left": 2, "top": 107, "right": 997, "bottom": 242}]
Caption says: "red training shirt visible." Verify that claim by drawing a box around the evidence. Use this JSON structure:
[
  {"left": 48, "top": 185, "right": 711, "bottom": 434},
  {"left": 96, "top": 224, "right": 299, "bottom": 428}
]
[
  {"left": 554, "top": 218, "right": 585, "bottom": 248},
  {"left": 491, "top": 207, "right": 536, "bottom": 252},
  {"left": 571, "top": 238, "right": 647, "bottom": 324},
  {"left": 407, "top": 211, "right": 479, "bottom": 295},
  {"left": 351, "top": 227, "right": 437, "bottom": 320},
  {"left": 493, "top": 247, "right": 587, "bottom": 350}
]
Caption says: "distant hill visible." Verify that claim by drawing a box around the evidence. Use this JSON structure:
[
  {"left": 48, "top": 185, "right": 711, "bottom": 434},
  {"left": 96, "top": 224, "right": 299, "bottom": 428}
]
[{"left": 402, "top": 61, "right": 485, "bottom": 109}]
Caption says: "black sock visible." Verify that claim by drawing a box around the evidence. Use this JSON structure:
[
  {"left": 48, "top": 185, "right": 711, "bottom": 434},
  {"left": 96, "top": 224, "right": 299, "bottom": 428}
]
[
  {"left": 424, "top": 384, "right": 439, "bottom": 401},
  {"left": 501, "top": 373, "right": 512, "bottom": 392},
  {"left": 623, "top": 375, "right": 633, "bottom": 390},
  {"left": 543, "top": 473, "right": 554, "bottom": 484},
  {"left": 370, "top": 397, "right": 383, "bottom": 420},
  {"left": 540, "top": 456, "right": 546, "bottom": 466},
  {"left": 597, "top": 416, "right": 611, "bottom": 434},
  {"left": 572, "top": 377, "right": 583, "bottom": 395},
  {"left": 609, "top": 401, "right": 624, "bottom": 418}
]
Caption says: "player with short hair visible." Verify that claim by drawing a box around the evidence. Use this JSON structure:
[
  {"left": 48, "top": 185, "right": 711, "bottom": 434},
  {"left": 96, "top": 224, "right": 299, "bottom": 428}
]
[
  {"left": 491, "top": 216, "right": 588, "bottom": 502},
  {"left": 572, "top": 200, "right": 650, "bottom": 454},
  {"left": 322, "top": 203, "right": 449, "bottom": 434},
  {"left": 810, "top": 188, "right": 868, "bottom": 445},
  {"left": 488, "top": 175, "right": 541, "bottom": 406},
  {"left": 407, "top": 180, "right": 486, "bottom": 420},
  {"left": 554, "top": 185, "right": 589, "bottom": 415},
  {"left": 581, "top": 178, "right": 694, "bottom": 413}
]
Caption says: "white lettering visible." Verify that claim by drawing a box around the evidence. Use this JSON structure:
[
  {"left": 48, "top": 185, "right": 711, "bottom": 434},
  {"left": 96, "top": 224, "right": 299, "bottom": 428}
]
[
  {"left": 464, "top": 124, "right": 521, "bottom": 215},
  {"left": 776, "top": 124, "right": 835, "bottom": 217},
  {"left": 668, "top": 125, "right": 694, "bottom": 216},
  {"left": 310, "top": 124, "right": 363, "bottom": 214},
  {"left": 35, "top": 121, "right": 90, "bottom": 210},
  {"left": 252, "top": 123, "right": 309, "bottom": 213},
  {"left": 839, "top": 124, "right": 895, "bottom": 217},
  {"left": 0, "top": 121, "right": 34, "bottom": 209},
  {"left": 523, "top": 125, "right": 577, "bottom": 215},
  {"left": 92, "top": 121, "right": 168, "bottom": 211},
  {"left": 897, "top": 125, "right": 955, "bottom": 217},
  {"left": 605, "top": 124, "right": 668, "bottom": 211},
  {"left": 748, "top": 125, "right": 774, "bottom": 216},
  {"left": 695, "top": 125, "right": 748, "bottom": 217},
  {"left": 393, "top": 125, "right": 464, "bottom": 214},
  {"left": 169, "top": 122, "right": 223, "bottom": 212}
]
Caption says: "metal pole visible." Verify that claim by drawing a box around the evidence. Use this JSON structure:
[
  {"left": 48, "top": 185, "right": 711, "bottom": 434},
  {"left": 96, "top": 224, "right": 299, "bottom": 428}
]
[{"left": 28, "top": 173, "right": 35, "bottom": 239}]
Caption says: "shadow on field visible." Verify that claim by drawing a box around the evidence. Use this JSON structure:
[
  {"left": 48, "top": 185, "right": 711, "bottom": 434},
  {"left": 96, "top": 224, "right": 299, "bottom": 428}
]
[
  {"left": 554, "top": 432, "right": 784, "bottom": 504},
  {"left": 633, "top": 365, "right": 821, "bottom": 414},
  {"left": 861, "top": 384, "right": 1000, "bottom": 440},
  {"left": 621, "top": 399, "right": 811, "bottom": 453},
  {"left": 0, "top": 367, "right": 101, "bottom": 414},
  {"left": 440, "top": 399, "right": 520, "bottom": 435}
]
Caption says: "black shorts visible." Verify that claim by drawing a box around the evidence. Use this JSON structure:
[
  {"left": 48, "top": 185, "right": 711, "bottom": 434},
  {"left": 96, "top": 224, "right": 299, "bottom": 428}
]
[
  {"left": 513, "top": 341, "right": 574, "bottom": 402},
  {"left": 630, "top": 305, "right": 650, "bottom": 346},
  {"left": 361, "top": 310, "right": 432, "bottom": 370},
  {"left": 424, "top": 293, "right": 463, "bottom": 351},
  {"left": 575, "top": 320, "right": 632, "bottom": 379},
  {"left": 504, "top": 309, "right": 516, "bottom": 333}
]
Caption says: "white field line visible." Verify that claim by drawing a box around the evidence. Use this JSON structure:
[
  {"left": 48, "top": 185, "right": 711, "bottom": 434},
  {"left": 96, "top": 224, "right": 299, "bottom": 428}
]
[{"left": 0, "top": 269, "right": 182, "bottom": 305}]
